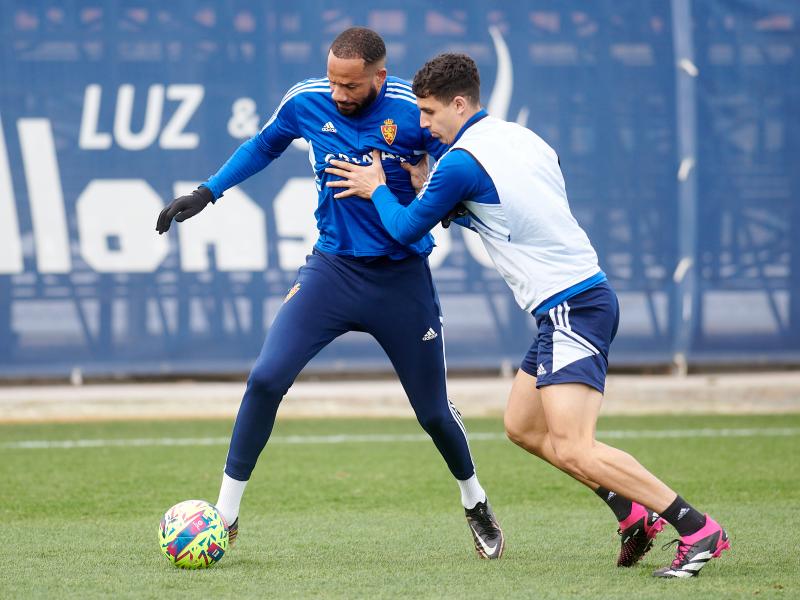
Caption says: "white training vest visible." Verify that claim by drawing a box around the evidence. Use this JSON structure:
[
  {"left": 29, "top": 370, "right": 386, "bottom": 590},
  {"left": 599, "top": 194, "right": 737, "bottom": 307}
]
[{"left": 453, "top": 115, "right": 600, "bottom": 312}]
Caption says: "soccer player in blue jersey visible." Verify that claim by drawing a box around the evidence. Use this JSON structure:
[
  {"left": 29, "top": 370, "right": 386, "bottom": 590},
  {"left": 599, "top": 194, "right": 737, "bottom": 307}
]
[
  {"left": 155, "top": 30, "right": 504, "bottom": 559},
  {"left": 327, "top": 52, "right": 730, "bottom": 578}
]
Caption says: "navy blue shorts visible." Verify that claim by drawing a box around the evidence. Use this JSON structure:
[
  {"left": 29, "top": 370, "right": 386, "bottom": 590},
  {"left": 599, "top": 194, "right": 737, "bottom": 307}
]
[{"left": 519, "top": 282, "right": 620, "bottom": 393}]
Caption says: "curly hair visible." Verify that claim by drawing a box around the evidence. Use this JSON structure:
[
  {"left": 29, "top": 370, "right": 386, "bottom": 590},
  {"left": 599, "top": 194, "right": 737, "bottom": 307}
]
[
  {"left": 412, "top": 53, "right": 481, "bottom": 104},
  {"left": 330, "top": 27, "right": 386, "bottom": 66}
]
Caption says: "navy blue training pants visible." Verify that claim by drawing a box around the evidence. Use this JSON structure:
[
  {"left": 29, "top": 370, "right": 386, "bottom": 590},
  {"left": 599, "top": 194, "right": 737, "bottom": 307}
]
[{"left": 224, "top": 249, "right": 475, "bottom": 481}]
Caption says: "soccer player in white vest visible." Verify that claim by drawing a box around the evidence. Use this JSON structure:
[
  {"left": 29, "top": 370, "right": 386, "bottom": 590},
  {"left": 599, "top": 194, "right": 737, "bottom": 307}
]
[{"left": 326, "top": 52, "right": 730, "bottom": 578}]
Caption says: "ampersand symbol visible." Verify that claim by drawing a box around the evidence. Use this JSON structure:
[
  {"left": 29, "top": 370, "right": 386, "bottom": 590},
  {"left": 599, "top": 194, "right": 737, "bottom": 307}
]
[{"left": 227, "top": 97, "right": 259, "bottom": 139}]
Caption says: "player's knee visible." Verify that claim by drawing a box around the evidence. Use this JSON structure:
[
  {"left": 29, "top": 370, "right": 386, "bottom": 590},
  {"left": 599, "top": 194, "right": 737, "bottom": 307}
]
[
  {"left": 503, "top": 412, "right": 521, "bottom": 443},
  {"left": 504, "top": 418, "right": 546, "bottom": 455},
  {"left": 504, "top": 423, "right": 526, "bottom": 448},
  {"left": 417, "top": 411, "right": 452, "bottom": 436},
  {"left": 246, "top": 365, "right": 291, "bottom": 401}
]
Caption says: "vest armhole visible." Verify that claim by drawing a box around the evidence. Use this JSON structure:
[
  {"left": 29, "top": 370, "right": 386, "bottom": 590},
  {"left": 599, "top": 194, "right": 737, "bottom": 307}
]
[{"left": 449, "top": 148, "right": 496, "bottom": 201}]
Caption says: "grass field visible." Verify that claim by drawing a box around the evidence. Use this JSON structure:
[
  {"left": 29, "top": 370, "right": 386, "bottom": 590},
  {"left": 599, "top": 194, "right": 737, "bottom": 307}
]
[{"left": 1, "top": 414, "right": 798, "bottom": 599}]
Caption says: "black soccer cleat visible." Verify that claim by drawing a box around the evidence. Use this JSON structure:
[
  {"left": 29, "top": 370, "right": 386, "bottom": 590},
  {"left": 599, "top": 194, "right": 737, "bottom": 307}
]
[
  {"left": 226, "top": 517, "right": 239, "bottom": 547},
  {"left": 464, "top": 499, "right": 504, "bottom": 559},
  {"left": 617, "top": 505, "right": 666, "bottom": 567},
  {"left": 653, "top": 515, "right": 730, "bottom": 578}
]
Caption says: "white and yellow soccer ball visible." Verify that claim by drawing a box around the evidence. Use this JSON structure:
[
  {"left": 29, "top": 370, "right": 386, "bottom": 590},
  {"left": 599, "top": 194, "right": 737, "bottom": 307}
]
[{"left": 158, "top": 500, "right": 229, "bottom": 569}]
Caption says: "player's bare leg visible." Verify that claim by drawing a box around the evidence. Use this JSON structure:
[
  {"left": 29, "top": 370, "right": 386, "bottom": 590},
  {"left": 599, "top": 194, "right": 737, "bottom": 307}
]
[
  {"left": 505, "top": 370, "right": 600, "bottom": 488},
  {"left": 539, "top": 383, "right": 674, "bottom": 510},
  {"left": 505, "top": 370, "right": 664, "bottom": 566},
  {"left": 536, "top": 382, "right": 729, "bottom": 577}
]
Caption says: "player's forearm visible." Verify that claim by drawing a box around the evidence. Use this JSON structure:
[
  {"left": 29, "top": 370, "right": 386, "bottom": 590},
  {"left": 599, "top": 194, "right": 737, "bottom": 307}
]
[
  {"left": 372, "top": 185, "right": 440, "bottom": 245},
  {"left": 203, "top": 137, "right": 274, "bottom": 199}
]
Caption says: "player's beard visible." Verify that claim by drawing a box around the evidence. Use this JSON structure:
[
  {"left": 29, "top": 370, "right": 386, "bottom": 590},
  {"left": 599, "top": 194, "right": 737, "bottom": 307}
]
[{"left": 335, "top": 84, "right": 379, "bottom": 116}]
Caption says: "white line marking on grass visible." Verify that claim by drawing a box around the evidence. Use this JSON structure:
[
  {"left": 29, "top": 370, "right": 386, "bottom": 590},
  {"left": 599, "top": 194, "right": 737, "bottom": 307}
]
[
  {"left": 600, "top": 427, "right": 800, "bottom": 439},
  {"left": 1, "top": 427, "right": 799, "bottom": 450}
]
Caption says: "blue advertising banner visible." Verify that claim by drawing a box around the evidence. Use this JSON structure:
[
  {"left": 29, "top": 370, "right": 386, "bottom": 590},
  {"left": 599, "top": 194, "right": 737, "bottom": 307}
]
[{"left": 0, "top": 1, "right": 797, "bottom": 377}]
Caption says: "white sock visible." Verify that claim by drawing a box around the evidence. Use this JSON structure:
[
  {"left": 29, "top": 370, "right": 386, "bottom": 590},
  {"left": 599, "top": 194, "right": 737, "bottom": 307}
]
[
  {"left": 458, "top": 474, "right": 487, "bottom": 509},
  {"left": 215, "top": 472, "right": 247, "bottom": 525}
]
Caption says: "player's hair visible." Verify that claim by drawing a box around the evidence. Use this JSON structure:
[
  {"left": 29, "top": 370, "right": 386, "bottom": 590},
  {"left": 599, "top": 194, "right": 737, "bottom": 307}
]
[
  {"left": 330, "top": 27, "right": 386, "bottom": 66},
  {"left": 412, "top": 53, "right": 481, "bottom": 105}
]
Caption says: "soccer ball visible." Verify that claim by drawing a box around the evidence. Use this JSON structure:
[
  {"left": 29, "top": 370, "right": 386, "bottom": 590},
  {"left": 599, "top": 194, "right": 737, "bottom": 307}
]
[{"left": 158, "top": 500, "right": 229, "bottom": 569}]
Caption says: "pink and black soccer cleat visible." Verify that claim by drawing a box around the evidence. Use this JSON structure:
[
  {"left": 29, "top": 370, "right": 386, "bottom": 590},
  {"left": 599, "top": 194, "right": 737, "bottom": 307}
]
[
  {"left": 653, "top": 515, "right": 730, "bottom": 578},
  {"left": 617, "top": 502, "right": 666, "bottom": 567}
]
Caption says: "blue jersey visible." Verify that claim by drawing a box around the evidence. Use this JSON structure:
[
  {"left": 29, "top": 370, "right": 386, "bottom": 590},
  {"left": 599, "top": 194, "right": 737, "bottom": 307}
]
[{"left": 204, "top": 76, "right": 445, "bottom": 259}]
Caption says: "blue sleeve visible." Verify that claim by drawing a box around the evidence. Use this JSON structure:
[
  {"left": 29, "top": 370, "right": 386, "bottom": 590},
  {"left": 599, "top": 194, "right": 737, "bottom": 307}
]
[
  {"left": 203, "top": 95, "right": 300, "bottom": 199},
  {"left": 371, "top": 149, "right": 482, "bottom": 245}
]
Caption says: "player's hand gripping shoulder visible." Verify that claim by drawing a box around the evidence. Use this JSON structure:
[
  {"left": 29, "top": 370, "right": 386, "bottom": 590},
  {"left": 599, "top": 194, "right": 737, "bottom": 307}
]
[
  {"left": 156, "top": 186, "right": 215, "bottom": 234},
  {"left": 325, "top": 149, "right": 386, "bottom": 199}
]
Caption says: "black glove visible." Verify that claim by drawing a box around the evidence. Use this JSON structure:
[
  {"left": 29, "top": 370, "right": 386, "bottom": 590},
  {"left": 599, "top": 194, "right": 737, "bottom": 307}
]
[
  {"left": 156, "top": 185, "right": 215, "bottom": 234},
  {"left": 441, "top": 203, "right": 469, "bottom": 229}
]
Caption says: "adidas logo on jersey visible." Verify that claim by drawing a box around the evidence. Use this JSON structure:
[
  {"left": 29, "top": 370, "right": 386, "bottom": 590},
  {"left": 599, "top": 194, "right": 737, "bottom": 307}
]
[
  {"left": 321, "top": 121, "right": 337, "bottom": 133},
  {"left": 421, "top": 327, "right": 438, "bottom": 341},
  {"left": 537, "top": 363, "right": 547, "bottom": 377}
]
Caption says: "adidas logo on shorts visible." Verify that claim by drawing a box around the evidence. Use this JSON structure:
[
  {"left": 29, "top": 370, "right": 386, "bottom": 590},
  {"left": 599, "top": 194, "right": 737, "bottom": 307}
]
[
  {"left": 422, "top": 327, "right": 438, "bottom": 341},
  {"left": 321, "top": 121, "right": 337, "bottom": 133},
  {"left": 537, "top": 363, "right": 547, "bottom": 377}
]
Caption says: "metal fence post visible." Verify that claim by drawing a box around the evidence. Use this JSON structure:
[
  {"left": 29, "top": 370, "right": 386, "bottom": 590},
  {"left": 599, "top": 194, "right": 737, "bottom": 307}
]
[{"left": 671, "top": 0, "right": 700, "bottom": 375}]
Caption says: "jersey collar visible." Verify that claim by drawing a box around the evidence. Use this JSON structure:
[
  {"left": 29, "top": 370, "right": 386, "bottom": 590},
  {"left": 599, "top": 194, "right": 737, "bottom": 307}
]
[{"left": 451, "top": 108, "right": 488, "bottom": 145}]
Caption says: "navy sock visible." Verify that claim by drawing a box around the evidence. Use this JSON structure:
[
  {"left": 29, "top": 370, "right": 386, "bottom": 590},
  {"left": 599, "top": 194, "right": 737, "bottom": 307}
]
[
  {"left": 594, "top": 486, "right": 633, "bottom": 522},
  {"left": 661, "top": 495, "right": 706, "bottom": 537}
]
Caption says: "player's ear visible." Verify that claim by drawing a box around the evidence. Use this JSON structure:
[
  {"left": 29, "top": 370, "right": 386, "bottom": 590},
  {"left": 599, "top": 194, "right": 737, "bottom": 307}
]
[{"left": 374, "top": 66, "right": 387, "bottom": 86}]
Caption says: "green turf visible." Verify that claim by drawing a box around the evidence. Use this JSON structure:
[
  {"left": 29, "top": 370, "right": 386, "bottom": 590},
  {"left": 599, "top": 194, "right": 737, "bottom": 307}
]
[{"left": 1, "top": 414, "right": 798, "bottom": 599}]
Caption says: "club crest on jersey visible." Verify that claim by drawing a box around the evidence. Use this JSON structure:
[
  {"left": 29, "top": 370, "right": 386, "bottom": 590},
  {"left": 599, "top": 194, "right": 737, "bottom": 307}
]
[
  {"left": 284, "top": 283, "right": 300, "bottom": 303},
  {"left": 381, "top": 119, "right": 397, "bottom": 145}
]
